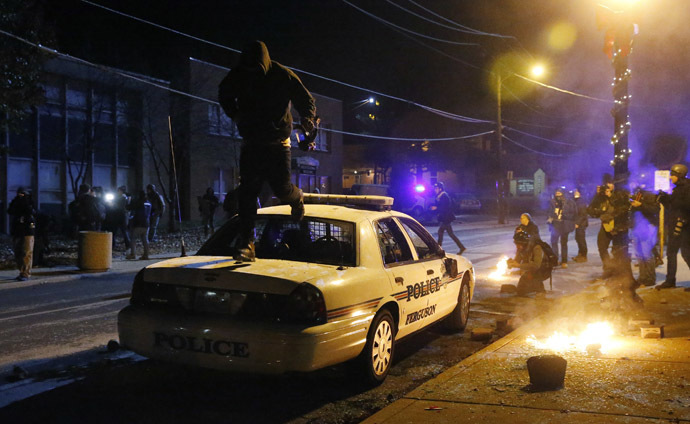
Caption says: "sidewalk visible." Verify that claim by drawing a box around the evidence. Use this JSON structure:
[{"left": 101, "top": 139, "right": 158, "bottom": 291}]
[
  {"left": 0, "top": 252, "right": 190, "bottom": 291},
  {"left": 364, "top": 277, "right": 690, "bottom": 423}
]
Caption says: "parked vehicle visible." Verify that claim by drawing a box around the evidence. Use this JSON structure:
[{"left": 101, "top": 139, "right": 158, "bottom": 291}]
[
  {"left": 452, "top": 193, "right": 482, "bottom": 213},
  {"left": 118, "top": 194, "right": 474, "bottom": 385}
]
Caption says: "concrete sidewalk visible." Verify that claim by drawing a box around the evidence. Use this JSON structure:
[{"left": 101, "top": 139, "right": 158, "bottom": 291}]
[
  {"left": 0, "top": 252, "right": 190, "bottom": 291},
  {"left": 364, "top": 280, "right": 690, "bottom": 423}
]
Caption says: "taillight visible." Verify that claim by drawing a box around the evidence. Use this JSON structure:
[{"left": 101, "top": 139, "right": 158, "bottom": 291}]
[{"left": 282, "top": 284, "right": 327, "bottom": 325}]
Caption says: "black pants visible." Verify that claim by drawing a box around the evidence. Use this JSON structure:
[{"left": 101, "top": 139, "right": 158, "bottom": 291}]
[
  {"left": 239, "top": 142, "right": 301, "bottom": 242},
  {"left": 438, "top": 221, "right": 464, "bottom": 251},
  {"left": 575, "top": 227, "right": 587, "bottom": 257},
  {"left": 549, "top": 221, "right": 569, "bottom": 263},
  {"left": 597, "top": 227, "right": 613, "bottom": 270},
  {"left": 665, "top": 227, "right": 690, "bottom": 284}
]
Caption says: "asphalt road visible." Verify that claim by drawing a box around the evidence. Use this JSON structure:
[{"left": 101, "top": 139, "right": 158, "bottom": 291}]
[{"left": 0, "top": 218, "right": 598, "bottom": 423}]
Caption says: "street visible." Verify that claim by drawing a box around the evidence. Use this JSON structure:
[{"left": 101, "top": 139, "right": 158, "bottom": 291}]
[{"left": 0, "top": 217, "right": 607, "bottom": 423}]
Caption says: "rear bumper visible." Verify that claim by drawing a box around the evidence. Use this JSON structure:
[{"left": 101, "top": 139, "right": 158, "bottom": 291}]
[{"left": 117, "top": 305, "right": 372, "bottom": 374}]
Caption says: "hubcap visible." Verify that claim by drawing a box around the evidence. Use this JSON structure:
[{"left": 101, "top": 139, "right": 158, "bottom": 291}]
[{"left": 371, "top": 319, "right": 392, "bottom": 376}]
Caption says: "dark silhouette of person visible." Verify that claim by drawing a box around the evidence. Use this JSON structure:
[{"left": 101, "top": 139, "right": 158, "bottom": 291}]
[{"left": 219, "top": 40, "right": 316, "bottom": 261}]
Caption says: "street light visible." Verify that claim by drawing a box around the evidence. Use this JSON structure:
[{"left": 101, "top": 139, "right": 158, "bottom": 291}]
[{"left": 495, "top": 64, "right": 546, "bottom": 223}]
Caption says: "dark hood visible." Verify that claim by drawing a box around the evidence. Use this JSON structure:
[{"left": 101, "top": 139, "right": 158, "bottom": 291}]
[{"left": 237, "top": 40, "right": 271, "bottom": 75}]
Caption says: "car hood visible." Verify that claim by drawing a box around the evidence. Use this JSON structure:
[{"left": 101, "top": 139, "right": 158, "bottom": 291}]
[{"left": 142, "top": 256, "right": 344, "bottom": 296}]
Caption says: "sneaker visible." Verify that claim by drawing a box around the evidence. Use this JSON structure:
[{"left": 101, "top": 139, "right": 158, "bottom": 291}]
[
  {"left": 291, "top": 190, "right": 305, "bottom": 222},
  {"left": 125, "top": 254, "right": 136, "bottom": 260},
  {"left": 572, "top": 256, "right": 587, "bottom": 263},
  {"left": 458, "top": 247, "right": 466, "bottom": 255},
  {"left": 139, "top": 256, "right": 150, "bottom": 260},
  {"left": 561, "top": 262, "right": 568, "bottom": 269},
  {"left": 234, "top": 242, "right": 256, "bottom": 262},
  {"left": 15, "top": 275, "right": 28, "bottom": 282},
  {"left": 655, "top": 280, "right": 676, "bottom": 290}
]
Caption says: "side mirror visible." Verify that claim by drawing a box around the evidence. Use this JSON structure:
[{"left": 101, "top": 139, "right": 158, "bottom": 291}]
[{"left": 444, "top": 257, "right": 459, "bottom": 278}]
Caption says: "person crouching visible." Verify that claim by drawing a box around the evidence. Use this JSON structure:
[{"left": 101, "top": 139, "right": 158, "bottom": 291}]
[{"left": 507, "top": 229, "right": 549, "bottom": 296}]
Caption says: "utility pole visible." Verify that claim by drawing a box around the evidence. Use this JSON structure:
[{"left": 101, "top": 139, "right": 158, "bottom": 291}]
[{"left": 496, "top": 74, "right": 506, "bottom": 224}]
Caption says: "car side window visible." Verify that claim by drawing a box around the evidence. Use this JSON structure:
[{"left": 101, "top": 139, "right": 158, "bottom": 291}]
[
  {"left": 399, "top": 218, "right": 443, "bottom": 260},
  {"left": 375, "top": 218, "right": 413, "bottom": 265}
]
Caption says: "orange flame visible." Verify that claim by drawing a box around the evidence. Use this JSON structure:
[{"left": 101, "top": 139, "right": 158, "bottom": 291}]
[
  {"left": 526, "top": 321, "right": 622, "bottom": 354},
  {"left": 488, "top": 256, "right": 510, "bottom": 281}
]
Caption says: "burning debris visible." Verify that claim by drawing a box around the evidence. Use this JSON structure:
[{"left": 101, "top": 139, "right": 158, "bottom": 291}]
[
  {"left": 488, "top": 256, "right": 510, "bottom": 281},
  {"left": 526, "top": 321, "right": 623, "bottom": 354}
]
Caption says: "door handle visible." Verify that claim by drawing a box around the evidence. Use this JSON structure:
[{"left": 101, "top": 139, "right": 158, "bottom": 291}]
[
  {"left": 395, "top": 276, "right": 404, "bottom": 284},
  {"left": 427, "top": 269, "right": 434, "bottom": 275}
]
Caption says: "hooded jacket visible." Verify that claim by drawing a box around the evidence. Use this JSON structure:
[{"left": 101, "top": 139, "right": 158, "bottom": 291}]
[{"left": 218, "top": 41, "right": 316, "bottom": 142}]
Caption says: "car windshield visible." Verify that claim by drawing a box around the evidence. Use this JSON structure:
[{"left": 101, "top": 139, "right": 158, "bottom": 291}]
[{"left": 197, "top": 215, "right": 356, "bottom": 267}]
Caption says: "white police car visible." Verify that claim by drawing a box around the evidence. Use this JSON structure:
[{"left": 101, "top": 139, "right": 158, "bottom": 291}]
[{"left": 118, "top": 194, "right": 474, "bottom": 384}]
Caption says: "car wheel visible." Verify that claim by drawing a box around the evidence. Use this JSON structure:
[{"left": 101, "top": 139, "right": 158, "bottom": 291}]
[
  {"left": 444, "top": 276, "right": 471, "bottom": 331},
  {"left": 358, "top": 309, "right": 395, "bottom": 385}
]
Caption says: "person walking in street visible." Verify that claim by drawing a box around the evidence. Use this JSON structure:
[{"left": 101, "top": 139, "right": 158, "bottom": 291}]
[
  {"left": 146, "top": 184, "right": 165, "bottom": 242},
  {"left": 430, "top": 182, "right": 466, "bottom": 255},
  {"left": 656, "top": 163, "right": 690, "bottom": 289},
  {"left": 199, "top": 187, "right": 220, "bottom": 237},
  {"left": 572, "top": 187, "right": 589, "bottom": 262},
  {"left": 218, "top": 40, "right": 316, "bottom": 261},
  {"left": 111, "top": 186, "right": 131, "bottom": 251},
  {"left": 547, "top": 188, "right": 576, "bottom": 268},
  {"left": 126, "top": 190, "right": 151, "bottom": 260},
  {"left": 7, "top": 187, "right": 36, "bottom": 281}
]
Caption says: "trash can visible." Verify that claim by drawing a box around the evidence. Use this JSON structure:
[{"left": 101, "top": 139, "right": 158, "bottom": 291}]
[{"left": 78, "top": 231, "right": 112, "bottom": 271}]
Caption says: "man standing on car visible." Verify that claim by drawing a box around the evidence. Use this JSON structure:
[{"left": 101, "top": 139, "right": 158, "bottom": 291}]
[
  {"left": 219, "top": 40, "right": 316, "bottom": 262},
  {"left": 430, "top": 182, "right": 466, "bottom": 255}
]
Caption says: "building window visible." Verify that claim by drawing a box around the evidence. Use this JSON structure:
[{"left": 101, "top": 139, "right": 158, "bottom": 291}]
[
  {"left": 9, "top": 111, "right": 34, "bottom": 158},
  {"left": 208, "top": 104, "right": 234, "bottom": 137}
]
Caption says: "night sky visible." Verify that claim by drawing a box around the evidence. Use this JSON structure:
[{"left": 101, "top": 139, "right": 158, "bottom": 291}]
[{"left": 45, "top": 0, "right": 690, "bottom": 184}]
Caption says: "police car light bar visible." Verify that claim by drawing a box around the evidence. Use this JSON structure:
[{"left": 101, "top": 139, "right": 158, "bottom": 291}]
[{"left": 303, "top": 193, "right": 394, "bottom": 210}]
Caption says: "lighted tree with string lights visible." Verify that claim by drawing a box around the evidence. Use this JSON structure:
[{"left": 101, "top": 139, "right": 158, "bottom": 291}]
[{"left": 597, "top": 2, "right": 640, "bottom": 188}]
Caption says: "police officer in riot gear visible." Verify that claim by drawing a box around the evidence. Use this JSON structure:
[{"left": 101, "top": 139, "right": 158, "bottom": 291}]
[
  {"left": 218, "top": 41, "right": 316, "bottom": 262},
  {"left": 656, "top": 163, "right": 690, "bottom": 289}
]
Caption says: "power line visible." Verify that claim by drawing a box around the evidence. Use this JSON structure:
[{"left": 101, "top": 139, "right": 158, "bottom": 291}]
[
  {"left": 503, "top": 126, "right": 576, "bottom": 146},
  {"left": 502, "top": 134, "right": 566, "bottom": 157},
  {"left": 0, "top": 29, "right": 495, "bottom": 143},
  {"left": 515, "top": 73, "right": 612, "bottom": 103},
  {"left": 404, "top": 0, "right": 514, "bottom": 39},
  {"left": 341, "top": 0, "right": 478, "bottom": 46},
  {"left": 328, "top": 128, "right": 495, "bottom": 141},
  {"left": 80, "top": 0, "right": 491, "bottom": 125},
  {"left": 385, "top": 0, "right": 490, "bottom": 36}
]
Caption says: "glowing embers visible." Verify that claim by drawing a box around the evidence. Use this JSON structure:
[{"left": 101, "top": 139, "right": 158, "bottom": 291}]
[
  {"left": 488, "top": 256, "right": 510, "bottom": 281},
  {"left": 526, "top": 321, "right": 623, "bottom": 354}
]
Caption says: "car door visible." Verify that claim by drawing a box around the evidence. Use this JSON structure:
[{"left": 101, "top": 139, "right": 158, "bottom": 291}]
[
  {"left": 397, "top": 217, "right": 454, "bottom": 329},
  {"left": 373, "top": 218, "right": 429, "bottom": 338}
]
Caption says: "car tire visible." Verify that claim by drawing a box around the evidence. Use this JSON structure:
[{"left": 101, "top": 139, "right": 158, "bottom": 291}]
[
  {"left": 357, "top": 309, "right": 395, "bottom": 385},
  {"left": 443, "top": 276, "right": 471, "bottom": 331}
]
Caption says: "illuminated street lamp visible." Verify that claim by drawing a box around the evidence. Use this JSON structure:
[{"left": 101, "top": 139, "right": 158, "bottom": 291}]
[{"left": 597, "top": 1, "right": 641, "bottom": 189}]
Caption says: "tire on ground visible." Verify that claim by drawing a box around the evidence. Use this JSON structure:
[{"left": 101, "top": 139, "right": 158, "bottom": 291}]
[
  {"left": 357, "top": 309, "right": 396, "bottom": 385},
  {"left": 443, "top": 275, "right": 471, "bottom": 331}
]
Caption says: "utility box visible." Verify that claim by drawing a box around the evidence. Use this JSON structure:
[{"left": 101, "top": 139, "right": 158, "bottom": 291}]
[{"left": 78, "top": 231, "right": 112, "bottom": 271}]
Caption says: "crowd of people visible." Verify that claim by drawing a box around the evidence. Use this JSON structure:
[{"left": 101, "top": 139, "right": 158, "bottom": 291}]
[{"left": 5, "top": 182, "right": 222, "bottom": 281}]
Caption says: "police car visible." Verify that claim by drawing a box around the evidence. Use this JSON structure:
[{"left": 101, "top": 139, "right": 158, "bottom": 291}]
[{"left": 117, "top": 194, "right": 474, "bottom": 384}]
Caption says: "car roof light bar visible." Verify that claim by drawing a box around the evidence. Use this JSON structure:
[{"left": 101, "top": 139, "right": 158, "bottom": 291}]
[{"left": 303, "top": 193, "right": 394, "bottom": 210}]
